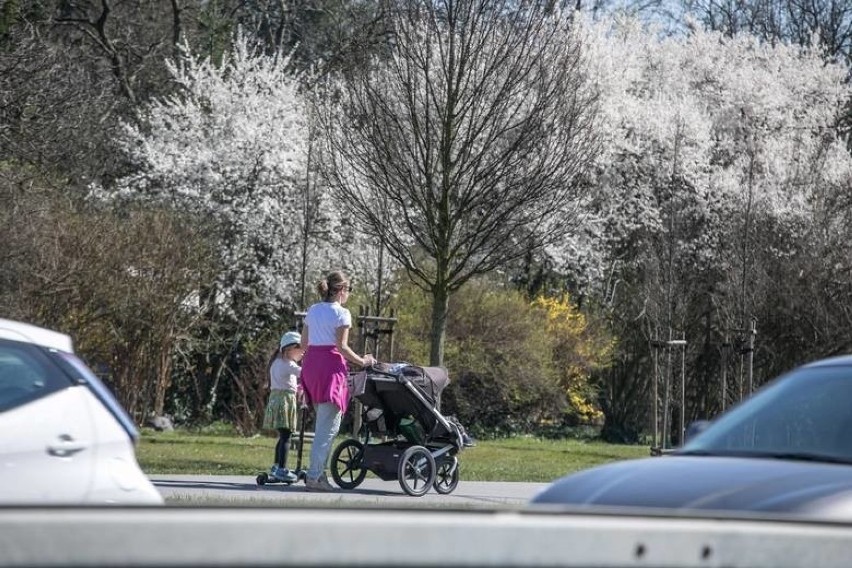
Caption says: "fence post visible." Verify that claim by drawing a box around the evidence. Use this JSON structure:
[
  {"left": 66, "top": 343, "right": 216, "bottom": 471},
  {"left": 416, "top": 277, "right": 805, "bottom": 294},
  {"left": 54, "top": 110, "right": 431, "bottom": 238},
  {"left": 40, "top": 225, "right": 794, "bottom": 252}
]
[{"left": 352, "top": 307, "right": 398, "bottom": 436}]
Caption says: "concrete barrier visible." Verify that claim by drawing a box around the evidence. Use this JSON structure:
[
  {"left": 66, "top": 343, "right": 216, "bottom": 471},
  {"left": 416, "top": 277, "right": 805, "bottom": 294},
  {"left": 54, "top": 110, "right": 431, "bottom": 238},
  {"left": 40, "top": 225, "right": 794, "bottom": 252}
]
[{"left": 4, "top": 506, "right": 852, "bottom": 567}]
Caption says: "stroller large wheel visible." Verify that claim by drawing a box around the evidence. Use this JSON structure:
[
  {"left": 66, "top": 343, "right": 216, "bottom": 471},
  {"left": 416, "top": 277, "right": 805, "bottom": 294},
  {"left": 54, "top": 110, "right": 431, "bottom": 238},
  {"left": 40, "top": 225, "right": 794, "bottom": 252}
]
[
  {"left": 433, "top": 457, "right": 460, "bottom": 495},
  {"left": 398, "top": 445, "right": 436, "bottom": 497},
  {"left": 330, "top": 439, "right": 368, "bottom": 490}
]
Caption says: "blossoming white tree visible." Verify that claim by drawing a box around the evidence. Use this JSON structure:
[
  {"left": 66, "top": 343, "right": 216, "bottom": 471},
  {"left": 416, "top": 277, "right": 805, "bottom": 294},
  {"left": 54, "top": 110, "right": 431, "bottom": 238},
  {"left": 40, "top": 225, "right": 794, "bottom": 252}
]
[
  {"left": 560, "top": 16, "right": 852, "bottom": 438},
  {"left": 113, "top": 33, "right": 319, "bottom": 326},
  {"left": 589, "top": 17, "right": 850, "bottom": 326},
  {"left": 106, "top": 32, "right": 387, "bottom": 421}
]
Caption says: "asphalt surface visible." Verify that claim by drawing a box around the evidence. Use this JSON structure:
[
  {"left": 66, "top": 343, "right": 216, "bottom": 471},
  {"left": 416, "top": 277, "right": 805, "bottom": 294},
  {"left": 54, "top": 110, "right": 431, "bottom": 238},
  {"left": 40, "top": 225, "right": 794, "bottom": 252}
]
[{"left": 151, "top": 474, "right": 549, "bottom": 509}]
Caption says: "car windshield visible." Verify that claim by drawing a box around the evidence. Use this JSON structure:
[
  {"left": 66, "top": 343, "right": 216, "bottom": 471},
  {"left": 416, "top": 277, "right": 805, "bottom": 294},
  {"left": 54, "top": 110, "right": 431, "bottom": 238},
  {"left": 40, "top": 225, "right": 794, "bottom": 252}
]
[{"left": 681, "top": 365, "right": 852, "bottom": 463}]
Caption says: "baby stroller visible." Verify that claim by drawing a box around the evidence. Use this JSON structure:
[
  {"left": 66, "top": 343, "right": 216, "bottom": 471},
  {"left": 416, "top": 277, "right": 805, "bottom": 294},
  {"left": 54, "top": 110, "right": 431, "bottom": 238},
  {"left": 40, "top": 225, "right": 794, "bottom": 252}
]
[{"left": 329, "top": 363, "right": 467, "bottom": 497}]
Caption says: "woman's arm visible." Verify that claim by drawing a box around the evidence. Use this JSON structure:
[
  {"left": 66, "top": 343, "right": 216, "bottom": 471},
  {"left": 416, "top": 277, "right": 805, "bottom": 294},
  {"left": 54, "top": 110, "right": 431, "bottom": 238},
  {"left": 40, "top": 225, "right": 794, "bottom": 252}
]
[
  {"left": 300, "top": 325, "right": 309, "bottom": 349},
  {"left": 336, "top": 326, "right": 375, "bottom": 368}
]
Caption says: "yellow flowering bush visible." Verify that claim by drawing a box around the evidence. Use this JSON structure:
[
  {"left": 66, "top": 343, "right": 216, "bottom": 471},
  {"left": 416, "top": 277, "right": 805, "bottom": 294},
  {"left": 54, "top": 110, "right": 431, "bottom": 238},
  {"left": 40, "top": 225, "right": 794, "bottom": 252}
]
[
  {"left": 389, "top": 277, "right": 614, "bottom": 436},
  {"left": 532, "top": 296, "right": 613, "bottom": 425}
]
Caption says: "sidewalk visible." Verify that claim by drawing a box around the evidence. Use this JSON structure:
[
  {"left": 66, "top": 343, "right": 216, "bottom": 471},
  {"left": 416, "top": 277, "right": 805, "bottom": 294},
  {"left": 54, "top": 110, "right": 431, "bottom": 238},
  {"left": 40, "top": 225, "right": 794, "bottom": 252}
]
[{"left": 150, "top": 474, "right": 549, "bottom": 508}]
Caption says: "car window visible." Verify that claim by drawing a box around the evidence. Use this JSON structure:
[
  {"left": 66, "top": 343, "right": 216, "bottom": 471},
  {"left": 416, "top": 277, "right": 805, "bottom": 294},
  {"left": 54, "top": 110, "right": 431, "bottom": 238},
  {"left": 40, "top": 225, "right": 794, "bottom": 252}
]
[
  {"left": 0, "top": 339, "right": 71, "bottom": 412},
  {"left": 51, "top": 351, "right": 139, "bottom": 442},
  {"left": 686, "top": 366, "right": 852, "bottom": 459}
]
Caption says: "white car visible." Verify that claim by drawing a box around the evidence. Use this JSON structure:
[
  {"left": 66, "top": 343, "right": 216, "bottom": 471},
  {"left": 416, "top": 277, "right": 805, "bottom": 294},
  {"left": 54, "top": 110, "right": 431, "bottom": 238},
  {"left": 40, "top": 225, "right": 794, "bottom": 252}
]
[{"left": 0, "top": 318, "right": 163, "bottom": 504}]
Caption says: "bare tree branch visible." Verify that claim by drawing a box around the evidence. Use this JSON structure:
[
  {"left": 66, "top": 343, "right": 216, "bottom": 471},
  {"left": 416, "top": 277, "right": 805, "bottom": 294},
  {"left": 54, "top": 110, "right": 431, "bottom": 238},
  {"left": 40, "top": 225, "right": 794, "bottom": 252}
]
[{"left": 318, "top": 0, "right": 600, "bottom": 363}]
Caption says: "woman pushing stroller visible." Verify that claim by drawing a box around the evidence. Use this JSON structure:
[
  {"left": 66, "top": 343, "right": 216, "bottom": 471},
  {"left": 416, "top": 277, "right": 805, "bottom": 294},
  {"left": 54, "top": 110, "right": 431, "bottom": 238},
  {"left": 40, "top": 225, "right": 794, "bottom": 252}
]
[{"left": 300, "top": 271, "right": 376, "bottom": 492}]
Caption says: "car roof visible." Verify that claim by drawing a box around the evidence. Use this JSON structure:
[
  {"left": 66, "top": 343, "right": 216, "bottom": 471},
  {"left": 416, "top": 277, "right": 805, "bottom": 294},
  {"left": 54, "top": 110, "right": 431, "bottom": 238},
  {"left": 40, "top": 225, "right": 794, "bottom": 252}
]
[
  {"left": 800, "top": 355, "right": 852, "bottom": 368},
  {"left": 0, "top": 319, "right": 74, "bottom": 353}
]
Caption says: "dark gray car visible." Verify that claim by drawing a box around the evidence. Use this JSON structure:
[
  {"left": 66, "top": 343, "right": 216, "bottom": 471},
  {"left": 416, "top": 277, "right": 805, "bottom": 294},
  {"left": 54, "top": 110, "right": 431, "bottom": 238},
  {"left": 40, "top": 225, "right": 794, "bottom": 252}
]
[{"left": 531, "top": 356, "right": 852, "bottom": 520}]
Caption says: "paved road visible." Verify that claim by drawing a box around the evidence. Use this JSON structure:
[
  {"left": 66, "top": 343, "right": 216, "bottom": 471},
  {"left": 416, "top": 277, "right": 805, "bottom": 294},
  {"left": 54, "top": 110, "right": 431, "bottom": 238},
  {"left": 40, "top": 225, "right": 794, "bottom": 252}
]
[{"left": 151, "top": 474, "right": 549, "bottom": 509}]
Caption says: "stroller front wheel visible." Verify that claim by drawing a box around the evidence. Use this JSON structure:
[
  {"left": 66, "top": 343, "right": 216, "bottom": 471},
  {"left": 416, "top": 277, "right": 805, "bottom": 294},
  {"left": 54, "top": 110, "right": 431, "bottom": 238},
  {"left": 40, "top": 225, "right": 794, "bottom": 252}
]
[
  {"left": 398, "top": 445, "right": 436, "bottom": 497},
  {"left": 433, "top": 457, "right": 460, "bottom": 495},
  {"left": 330, "top": 439, "right": 368, "bottom": 490}
]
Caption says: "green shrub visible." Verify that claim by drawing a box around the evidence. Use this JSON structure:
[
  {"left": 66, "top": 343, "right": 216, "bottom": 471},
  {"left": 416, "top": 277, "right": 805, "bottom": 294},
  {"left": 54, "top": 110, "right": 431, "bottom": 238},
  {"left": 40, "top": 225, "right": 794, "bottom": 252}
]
[{"left": 390, "top": 278, "right": 568, "bottom": 438}]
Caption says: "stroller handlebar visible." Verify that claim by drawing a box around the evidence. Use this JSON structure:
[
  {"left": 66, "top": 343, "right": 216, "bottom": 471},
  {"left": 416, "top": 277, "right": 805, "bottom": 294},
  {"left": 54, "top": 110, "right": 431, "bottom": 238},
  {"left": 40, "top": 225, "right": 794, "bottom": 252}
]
[
  {"left": 363, "top": 364, "right": 392, "bottom": 376},
  {"left": 361, "top": 364, "right": 414, "bottom": 383}
]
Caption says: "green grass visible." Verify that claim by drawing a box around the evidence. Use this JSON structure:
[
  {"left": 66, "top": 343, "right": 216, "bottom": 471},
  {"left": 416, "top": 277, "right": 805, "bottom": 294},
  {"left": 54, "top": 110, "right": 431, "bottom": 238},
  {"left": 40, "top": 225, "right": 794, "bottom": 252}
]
[{"left": 137, "top": 429, "right": 650, "bottom": 483}]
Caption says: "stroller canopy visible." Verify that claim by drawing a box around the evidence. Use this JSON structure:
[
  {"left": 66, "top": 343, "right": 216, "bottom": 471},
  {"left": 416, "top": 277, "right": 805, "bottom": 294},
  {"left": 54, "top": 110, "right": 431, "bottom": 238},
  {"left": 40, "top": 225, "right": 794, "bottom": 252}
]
[
  {"left": 351, "top": 363, "right": 449, "bottom": 406},
  {"left": 396, "top": 364, "right": 449, "bottom": 402}
]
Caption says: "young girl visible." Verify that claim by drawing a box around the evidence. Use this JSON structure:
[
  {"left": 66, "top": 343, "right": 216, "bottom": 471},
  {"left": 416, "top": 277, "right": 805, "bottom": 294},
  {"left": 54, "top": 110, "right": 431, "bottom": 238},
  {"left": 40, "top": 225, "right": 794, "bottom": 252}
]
[{"left": 262, "top": 331, "right": 304, "bottom": 483}]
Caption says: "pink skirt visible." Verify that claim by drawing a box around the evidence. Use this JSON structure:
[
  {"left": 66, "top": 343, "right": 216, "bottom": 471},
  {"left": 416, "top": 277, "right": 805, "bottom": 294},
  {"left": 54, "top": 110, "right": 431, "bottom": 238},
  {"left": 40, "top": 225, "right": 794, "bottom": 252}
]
[{"left": 301, "top": 345, "right": 350, "bottom": 413}]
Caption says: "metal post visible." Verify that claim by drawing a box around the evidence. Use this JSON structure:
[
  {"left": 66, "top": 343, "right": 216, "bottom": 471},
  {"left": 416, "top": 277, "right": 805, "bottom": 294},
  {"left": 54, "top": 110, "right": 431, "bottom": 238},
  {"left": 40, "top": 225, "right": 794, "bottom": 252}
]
[
  {"left": 376, "top": 242, "right": 384, "bottom": 317},
  {"left": 738, "top": 351, "right": 744, "bottom": 402},
  {"left": 667, "top": 338, "right": 687, "bottom": 446},
  {"left": 352, "top": 306, "right": 367, "bottom": 436},
  {"left": 721, "top": 337, "right": 728, "bottom": 411},
  {"left": 747, "top": 318, "right": 756, "bottom": 395},
  {"left": 298, "top": 133, "right": 314, "bottom": 311},
  {"left": 680, "top": 340, "right": 686, "bottom": 444},
  {"left": 652, "top": 343, "right": 659, "bottom": 448},
  {"left": 389, "top": 309, "right": 396, "bottom": 361},
  {"left": 662, "top": 343, "right": 672, "bottom": 450},
  {"left": 357, "top": 306, "right": 367, "bottom": 354}
]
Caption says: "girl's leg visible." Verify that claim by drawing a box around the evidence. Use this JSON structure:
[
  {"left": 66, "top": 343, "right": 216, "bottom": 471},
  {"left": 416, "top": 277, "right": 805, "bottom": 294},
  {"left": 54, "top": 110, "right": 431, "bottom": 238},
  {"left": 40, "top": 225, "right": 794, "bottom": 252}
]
[
  {"left": 307, "top": 402, "right": 341, "bottom": 481},
  {"left": 275, "top": 428, "right": 292, "bottom": 469}
]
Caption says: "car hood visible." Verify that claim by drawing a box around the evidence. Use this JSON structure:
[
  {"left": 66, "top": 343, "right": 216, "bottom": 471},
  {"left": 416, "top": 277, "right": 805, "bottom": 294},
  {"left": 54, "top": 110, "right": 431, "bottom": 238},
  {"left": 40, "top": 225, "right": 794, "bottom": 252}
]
[{"left": 531, "top": 456, "right": 852, "bottom": 520}]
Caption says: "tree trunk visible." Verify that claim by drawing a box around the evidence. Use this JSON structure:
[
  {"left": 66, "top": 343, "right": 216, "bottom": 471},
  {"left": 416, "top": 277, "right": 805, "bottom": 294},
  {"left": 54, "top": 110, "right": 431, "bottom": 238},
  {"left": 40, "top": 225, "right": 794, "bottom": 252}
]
[
  {"left": 429, "top": 286, "right": 449, "bottom": 366},
  {"left": 153, "top": 334, "right": 173, "bottom": 416}
]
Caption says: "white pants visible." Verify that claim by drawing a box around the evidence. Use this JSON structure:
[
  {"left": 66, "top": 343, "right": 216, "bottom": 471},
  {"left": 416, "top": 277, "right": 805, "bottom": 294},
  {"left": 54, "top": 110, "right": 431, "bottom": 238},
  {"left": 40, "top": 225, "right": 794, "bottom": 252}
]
[{"left": 307, "top": 402, "right": 342, "bottom": 480}]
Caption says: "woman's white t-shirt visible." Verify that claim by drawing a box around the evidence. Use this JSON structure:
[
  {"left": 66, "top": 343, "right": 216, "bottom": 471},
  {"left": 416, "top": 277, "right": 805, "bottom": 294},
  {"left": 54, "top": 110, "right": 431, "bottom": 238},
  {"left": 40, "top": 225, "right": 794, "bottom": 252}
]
[{"left": 305, "top": 301, "right": 352, "bottom": 346}]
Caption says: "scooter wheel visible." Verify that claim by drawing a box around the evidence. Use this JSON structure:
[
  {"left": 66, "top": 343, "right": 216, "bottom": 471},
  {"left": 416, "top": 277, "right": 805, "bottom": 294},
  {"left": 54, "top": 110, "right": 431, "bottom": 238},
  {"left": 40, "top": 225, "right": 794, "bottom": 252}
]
[{"left": 257, "top": 473, "right": 268, "bottom": 486}]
